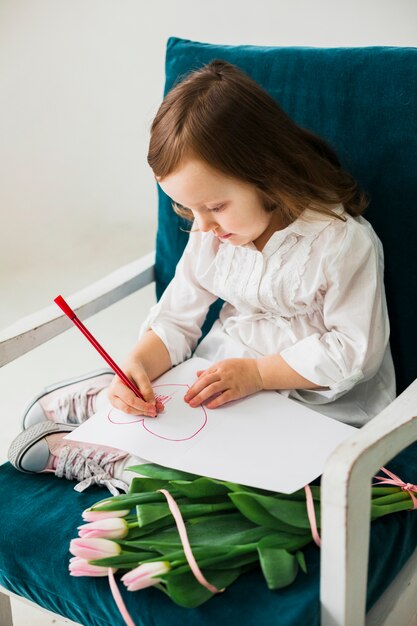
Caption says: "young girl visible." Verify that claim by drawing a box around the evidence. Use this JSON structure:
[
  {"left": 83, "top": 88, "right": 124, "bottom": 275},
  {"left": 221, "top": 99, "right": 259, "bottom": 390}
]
[{"left": 8, "top": 60, "right": 395, "bottom": 494}]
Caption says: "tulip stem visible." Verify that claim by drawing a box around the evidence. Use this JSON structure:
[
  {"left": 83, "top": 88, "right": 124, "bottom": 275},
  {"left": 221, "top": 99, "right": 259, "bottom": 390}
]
[
  {"left": 371, "top": 491, "right": 410, "bottom": 506},
  {"left": 371, "top": 498, "right": 414, "bottom": 519}
]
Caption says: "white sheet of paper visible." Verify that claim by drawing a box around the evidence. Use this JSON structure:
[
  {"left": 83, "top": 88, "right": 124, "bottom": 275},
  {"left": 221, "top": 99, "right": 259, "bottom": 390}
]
[{"left": 65, "top": 357, "right": 357, "bottom": 493}]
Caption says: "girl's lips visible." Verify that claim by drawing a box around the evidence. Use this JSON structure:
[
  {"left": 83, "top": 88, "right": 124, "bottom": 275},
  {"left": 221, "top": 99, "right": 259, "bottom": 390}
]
[{"left": 218, "top": 233, "right": 233, "bottom": 239}]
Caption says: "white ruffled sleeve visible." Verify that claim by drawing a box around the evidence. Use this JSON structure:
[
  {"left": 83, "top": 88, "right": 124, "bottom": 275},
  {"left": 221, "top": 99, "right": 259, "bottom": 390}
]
[
  {"left": 280, "top": 219, "right": 390, "bottom": 401},
  {"left": 139, "top": 232, "right": 219, "bottom": 366}
]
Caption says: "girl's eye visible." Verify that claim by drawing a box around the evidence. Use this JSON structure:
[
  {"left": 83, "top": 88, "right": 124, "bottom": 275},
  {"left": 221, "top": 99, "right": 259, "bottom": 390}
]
[{"left": 208, "top": 205, "right": 224, "bottom": 213}]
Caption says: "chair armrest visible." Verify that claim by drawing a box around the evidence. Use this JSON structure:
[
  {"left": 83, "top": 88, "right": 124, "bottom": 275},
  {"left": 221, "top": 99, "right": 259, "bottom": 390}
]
[
  {"left": 320, "top": 378, "right": 417, "bottom": 626},
  {"left": 0, "top": 251, "right": 155, "bottom": 367}
]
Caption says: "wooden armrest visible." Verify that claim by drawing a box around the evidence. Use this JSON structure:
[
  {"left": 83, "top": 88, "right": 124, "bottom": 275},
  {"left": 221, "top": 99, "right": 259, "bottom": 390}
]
[
  {"left": 0, "top": 251, "right": 155, "bottom": 367},
  {"left": 320, "top": 378, "right": 417, "bottom": 626}
]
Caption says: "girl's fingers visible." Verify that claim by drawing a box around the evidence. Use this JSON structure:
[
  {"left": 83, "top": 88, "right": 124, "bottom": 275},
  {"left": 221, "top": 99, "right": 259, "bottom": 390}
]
[
  {"left": 185, "top": 372, "right": 221, "bottom": 402},
  {"left": 155, "top": 399, "right": 165, "bottom": 412},
  {"left": 205, "top": 389, "right": 234, "bottom": 409},
  {"left": 136, "top": 379, "right": 165, "bottom": 413},
  {"left": 109, "top": 394, "right": 157, "bottom": 417},
  {"left": 131, "top": 375, "right": 166, "bottom": 414},
  {"left": 113, "top": 381, "right": 149, "bottom": 410},
  {"left": 197, "top": 368, "right": 217, "bottom": 378},
  {"left": 110, "top": 378, "right": 158, "bottom": 417},
  {"left": 186, "top": 380, "right": 225, "bottom": 408},
  {"left": 109, "top": 375, "right": 163, "bottom": 417},
  {"left": 136, "top": 378, "right": 156, "bottom": 404}
]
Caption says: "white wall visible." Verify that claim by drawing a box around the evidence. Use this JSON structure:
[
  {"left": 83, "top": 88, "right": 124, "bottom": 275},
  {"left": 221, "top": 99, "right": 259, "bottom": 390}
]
[{"left": 1, "top": 0, "right": 416, "bottom": 327}]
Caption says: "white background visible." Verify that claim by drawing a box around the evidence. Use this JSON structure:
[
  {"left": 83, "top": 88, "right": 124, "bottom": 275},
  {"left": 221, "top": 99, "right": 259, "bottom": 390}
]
[{"left": 1, "top": 0, "right": 416, "bottom": 328}]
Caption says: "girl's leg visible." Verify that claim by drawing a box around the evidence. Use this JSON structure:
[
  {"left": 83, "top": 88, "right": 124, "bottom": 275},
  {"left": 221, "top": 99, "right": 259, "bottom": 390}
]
[{"left": 11, "top": 369, "right": 148, "bottom": 494}]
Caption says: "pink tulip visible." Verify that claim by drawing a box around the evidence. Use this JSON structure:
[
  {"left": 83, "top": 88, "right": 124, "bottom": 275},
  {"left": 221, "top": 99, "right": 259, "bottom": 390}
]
[
  {"left": 121, "top": 561, "right": 170, "bottom": 591},
  {"left": 69, "top": 556, "right": 116, "bottom": 577},
  {"left": 70, "top": 537, "right": 121, "bottom": 560},
  {"left": 82, "top": 507, "right": 130, "bottom": 522},
  {"left": 78, "top": 517, "right": 128, "bottom": 539}
]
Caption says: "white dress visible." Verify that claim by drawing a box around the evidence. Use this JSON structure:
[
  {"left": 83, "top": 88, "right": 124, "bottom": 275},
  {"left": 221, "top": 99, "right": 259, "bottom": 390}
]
[{"left": 140, "top": 206, "right": 395, "bottom": 427}]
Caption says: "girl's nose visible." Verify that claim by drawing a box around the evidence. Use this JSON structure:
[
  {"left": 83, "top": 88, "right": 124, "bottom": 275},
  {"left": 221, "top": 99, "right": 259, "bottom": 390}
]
[{"left": 197, "top": 214, "right": 216, "bottom": 232}]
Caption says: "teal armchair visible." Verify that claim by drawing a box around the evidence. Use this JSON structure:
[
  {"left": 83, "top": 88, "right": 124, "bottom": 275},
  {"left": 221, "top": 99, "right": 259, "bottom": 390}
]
[{"left": 1, "top": 38, "right": 416, "bottom": 626}]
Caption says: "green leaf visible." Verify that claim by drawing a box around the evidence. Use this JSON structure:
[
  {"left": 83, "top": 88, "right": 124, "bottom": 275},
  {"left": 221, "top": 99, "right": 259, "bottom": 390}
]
[
  {"left": 202, "top": 553, "right": 259, "bottom": 571},
  {"left": 370, "top": 491, "right": 409, "bottom": 506},
  {"left": 371, "top": 498, "right": 414, "bottom": 520},
  {"left": 257, "top": 531, "right": 311, "bottom": 552},
  {"left": 279, "top": 485, "right": 321, "bottom": 501},
  {"left": 233, "top": 491, "right": 318, "bottom": 529},
  {"left": 115, "top": 517, "right": 181, "bottom": 545},
  {"left": 136, "top": 501, "right": 235, "bottom": 527},
  {"left": 164, "top": 567, "right": 243, "bottom": 607},
  {"left": 89, "top": 551, "right": 157, "bottom": 568},
  {"left": 169, "top": 478, "right": 231, "bottom": 498},
  {"left": 257, "top": 539, "right": 299, "bottom": 590},
  {"left": 168, "top": 542, "right": 259, "bottom": 570},
  {"left": 128, "top": 477, "right": 172, "bottom": 494},
  {"left": 180, "top": 513, "right": 272, "bottom": 547},
  {"left": 371, "top": 487, "right": 400, "bottom": 497},
  {"left": 254, "top": 532, "right": 311, "bottom": 555},
  {"left": 126, "top": 463, "right": 198, "bottom": 481},
  {"left": 118, "top": 512, "right": 268, "bottom": 553},
  {"left": 89, "top": 491, "right": 180, "bottom": 512},
  {"left": 295, "top": 550, "right": 307, "bottom": 574},
  {"left": 122, "top": 530, "right": 179, "bottom": 553},
  {"left": 229, "top": 493, "right": 309, "bottom": 534},
  {"left": 263, "top": 495, "right": 318, "bottom": 529},
  {"left": 156, "top": 544, "right": 258, "bottom": 571}
]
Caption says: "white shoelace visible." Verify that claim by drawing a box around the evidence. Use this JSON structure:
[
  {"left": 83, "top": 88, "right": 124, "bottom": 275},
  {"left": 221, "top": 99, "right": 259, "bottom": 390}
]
[
  {"left": 51, "top": 387, "right": 100, "bottom": 424},
  {"left": 55, "top": 445, "right": 129, "bottom": 496}
]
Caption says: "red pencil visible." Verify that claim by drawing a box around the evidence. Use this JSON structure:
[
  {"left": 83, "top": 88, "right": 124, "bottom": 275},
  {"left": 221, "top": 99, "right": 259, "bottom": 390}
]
[{"left": 54, "top": 294, "right": 146, "bottom": 401}]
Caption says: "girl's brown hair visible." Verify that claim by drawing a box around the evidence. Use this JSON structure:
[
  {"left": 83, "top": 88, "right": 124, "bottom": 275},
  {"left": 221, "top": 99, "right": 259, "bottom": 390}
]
[{"left": 148, "top": 60, "right": 368, "bottom": 224}]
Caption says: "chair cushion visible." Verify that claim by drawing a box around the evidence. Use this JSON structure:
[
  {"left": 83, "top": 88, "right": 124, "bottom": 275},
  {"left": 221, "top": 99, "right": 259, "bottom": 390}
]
[
  {"left": 1, "top": 444, "right": 417, "bottom": 625},
  {"left": 154, "top": 38, "right": 417, "bottom": 393}
]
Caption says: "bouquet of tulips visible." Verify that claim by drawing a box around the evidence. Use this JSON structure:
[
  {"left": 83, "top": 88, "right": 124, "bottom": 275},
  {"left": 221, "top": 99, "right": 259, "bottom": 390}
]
[{"left": 69, "top": 463, "right": 416, "bottom": 609}]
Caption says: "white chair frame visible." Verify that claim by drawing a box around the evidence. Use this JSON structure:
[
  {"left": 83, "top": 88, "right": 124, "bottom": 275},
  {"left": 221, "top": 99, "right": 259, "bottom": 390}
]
[{"left": 1, "top": 250, "right": 416, "bottom": 626}]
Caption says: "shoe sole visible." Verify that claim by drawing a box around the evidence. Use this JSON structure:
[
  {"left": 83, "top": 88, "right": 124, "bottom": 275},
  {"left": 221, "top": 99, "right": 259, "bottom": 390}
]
[
  {"left": 22, "top": 368, "right": 114, "bottom": 429},
  {"left": 8, "top": 421, "right": 77, "bottom": 472}
]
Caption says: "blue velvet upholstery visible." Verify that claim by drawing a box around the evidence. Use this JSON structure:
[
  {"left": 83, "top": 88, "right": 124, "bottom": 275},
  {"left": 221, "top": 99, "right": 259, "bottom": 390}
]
[{"left": 1, "top": 39, "right": 416, "bottom": 625}]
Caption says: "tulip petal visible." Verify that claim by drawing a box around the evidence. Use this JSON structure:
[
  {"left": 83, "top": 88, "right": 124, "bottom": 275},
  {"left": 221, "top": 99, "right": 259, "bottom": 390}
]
[
  {"left": 70, "top": 537, "right": 121, "bottom": 560},
  {"left": 121, "top": 561, "right": 170, "bottom": 591},
  {"left": 69, "top": 556, "right": 117, "bottom": 577},
  {"left": 82, "top": 508, "right": 130, "bottom": 522},
  {"left": 77, "top": 518, "right": 128, "bottom": 539}
]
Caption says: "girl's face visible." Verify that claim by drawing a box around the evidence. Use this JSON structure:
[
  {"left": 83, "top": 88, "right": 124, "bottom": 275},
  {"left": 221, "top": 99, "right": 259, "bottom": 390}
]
[{"left": 157, "top": 158, "right": 283, "bottom": 250}]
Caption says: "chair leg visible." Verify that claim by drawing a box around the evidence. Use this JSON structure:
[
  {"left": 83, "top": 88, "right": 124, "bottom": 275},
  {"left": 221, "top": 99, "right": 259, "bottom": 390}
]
[{"left": 0, "top": 590, "right": 13, "bottom": 626}]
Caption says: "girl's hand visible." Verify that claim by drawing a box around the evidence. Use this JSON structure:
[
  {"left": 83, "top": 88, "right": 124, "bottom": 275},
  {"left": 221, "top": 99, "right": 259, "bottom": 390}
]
[
  {"left": 107, "top": 359, "right": 164, "bottom": 418},
  {"left": 184, "top": 358, "right": 263, "bottom": 409}
]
